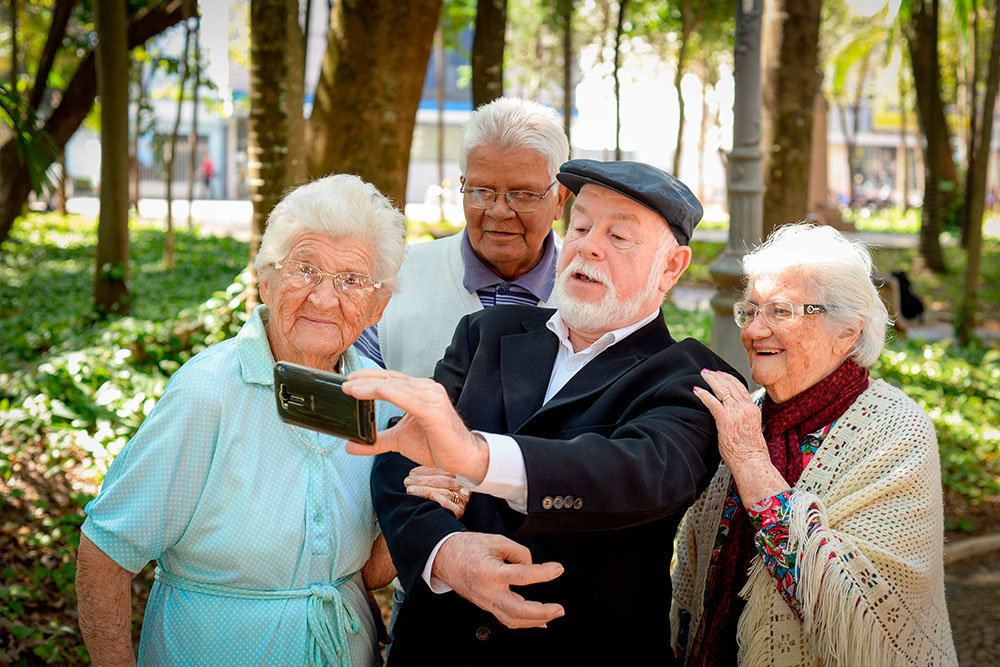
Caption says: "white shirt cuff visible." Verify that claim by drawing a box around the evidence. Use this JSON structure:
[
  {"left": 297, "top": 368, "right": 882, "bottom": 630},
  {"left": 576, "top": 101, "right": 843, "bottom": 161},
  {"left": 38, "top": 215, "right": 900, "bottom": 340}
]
[
  {"left": 458, "top": 432, "right": 528, "bottom": 513},
  {"left": 421, "top": 532, "right": 461, "bottom": 593}
]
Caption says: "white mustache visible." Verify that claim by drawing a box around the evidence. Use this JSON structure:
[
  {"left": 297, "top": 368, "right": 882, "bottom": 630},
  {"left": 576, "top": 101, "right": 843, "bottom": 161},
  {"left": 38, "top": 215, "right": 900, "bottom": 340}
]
[{"left": 560, "top": 258, "right": 610, "bottom": 287}]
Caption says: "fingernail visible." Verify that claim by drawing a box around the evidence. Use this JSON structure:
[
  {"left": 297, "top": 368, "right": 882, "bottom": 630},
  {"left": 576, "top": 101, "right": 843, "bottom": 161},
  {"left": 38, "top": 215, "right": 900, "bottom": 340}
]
[
  {"left": 693, "top": 386, "right": 702, "bottom": 392},
  {"left": 700, "top": 368, "right": 709, "bottom": 374}
]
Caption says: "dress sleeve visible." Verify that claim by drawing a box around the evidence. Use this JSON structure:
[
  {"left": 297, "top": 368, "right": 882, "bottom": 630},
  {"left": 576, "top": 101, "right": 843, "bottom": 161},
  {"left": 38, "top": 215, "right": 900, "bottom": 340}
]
[
  {"left": 747, "top": 489, "right": 821, "bottom": 619},
  {"left": 81, "top": 364, "right": 222, "bottom": 573}
]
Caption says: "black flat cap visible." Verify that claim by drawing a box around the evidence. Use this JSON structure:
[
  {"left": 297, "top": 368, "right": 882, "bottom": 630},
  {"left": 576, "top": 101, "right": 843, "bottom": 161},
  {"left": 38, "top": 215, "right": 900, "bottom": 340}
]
[{"left": 557, "top": 159, "right": 703, "bottom": 245}]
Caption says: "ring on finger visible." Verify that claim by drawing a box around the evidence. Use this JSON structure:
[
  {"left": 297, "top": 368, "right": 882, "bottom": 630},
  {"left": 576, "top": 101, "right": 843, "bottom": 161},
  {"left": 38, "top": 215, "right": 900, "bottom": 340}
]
[
  {"left": 721, "top": 394, "right": 735, "bottom": 404},
  {"left": 451, "top": 491, "right": 460, "bottom": 504}
]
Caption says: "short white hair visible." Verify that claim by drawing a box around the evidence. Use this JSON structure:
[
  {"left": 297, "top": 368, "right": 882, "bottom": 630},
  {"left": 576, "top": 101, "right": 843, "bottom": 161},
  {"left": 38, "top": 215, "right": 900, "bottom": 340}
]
[
  {"left": 253, "top": 174, "right": 407, "bottom": 292},
  {"left": 459, "top": 97, "right": 569, "bottom": 181},
  {"left": 741, "top": 223, "right": 890, "bottom": 367}
]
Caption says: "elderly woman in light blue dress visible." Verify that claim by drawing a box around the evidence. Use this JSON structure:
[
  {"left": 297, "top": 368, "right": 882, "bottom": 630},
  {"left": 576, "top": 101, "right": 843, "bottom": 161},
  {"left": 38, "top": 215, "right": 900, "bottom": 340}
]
[{"left": 76, "top": 174, "right": 406, "bottom": 666}]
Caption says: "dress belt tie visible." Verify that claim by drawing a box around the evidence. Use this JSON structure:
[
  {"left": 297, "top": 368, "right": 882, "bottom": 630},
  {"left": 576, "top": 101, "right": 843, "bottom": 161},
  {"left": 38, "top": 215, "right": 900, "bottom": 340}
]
[{"left": 154, "top": 567, "right": 361, "bottom": 667}]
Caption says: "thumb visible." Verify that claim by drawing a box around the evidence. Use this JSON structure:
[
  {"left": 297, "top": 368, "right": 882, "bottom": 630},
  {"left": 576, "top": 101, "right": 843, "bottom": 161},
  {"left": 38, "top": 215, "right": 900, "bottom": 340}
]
[{"left": 502, "top": 561, "right": 565, "bottom": 586}]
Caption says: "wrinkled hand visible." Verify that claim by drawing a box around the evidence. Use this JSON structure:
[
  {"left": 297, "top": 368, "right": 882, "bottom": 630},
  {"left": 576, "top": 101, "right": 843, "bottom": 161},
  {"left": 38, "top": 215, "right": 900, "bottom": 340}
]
[
  {"left": 341, "top": 369, "right": 489, "bottom": 482},
  {"left": 433, "top": 532, "right": 566, "bottom": 629},
  {"left": 405, "top": 466, "right": 471, "bottom": 519},
  {"left": 692, "top": 369, "right": 768, "bottom": 470},
  {"left": 694, "top": 369, "right": 790, "bottom": 507}
]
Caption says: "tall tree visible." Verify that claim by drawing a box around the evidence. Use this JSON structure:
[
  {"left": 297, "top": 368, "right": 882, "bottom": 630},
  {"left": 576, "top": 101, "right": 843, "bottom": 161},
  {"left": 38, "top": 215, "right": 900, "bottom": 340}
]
[
  {"left": 612, "top": 0, "right": 629, "bottom": 160},
  {"left": 472, "top": 0, "right": 506, "bottom": 107},
  {"left": 163, "top": 9, "right": 193, "bottom": 270},
  {"left": 306, "top": 0, "right": 442, "bottom": 209},
  {"left": 0, "top": 0, "right": 195, "bottom": 245},
  {"left": 669, "top": 0, "right": 704, "bottom": 177},
  {"left": 186, "top": 14, "right": 201, "bottom": 228},
  {"left": 560, "top": 0, "right": 574, "bottom": 231},
  {"left": 246, "top": 0, "right": 301, "bottom": 308},
  {"left": 93, "top": 0, "right": 131, "bottom": 315},
  {"left": 760, "top": 0, "right": 822, "bottom": 237},
  {"left": 904, "top": 0, "right": 949, "bottom": 271},
  {"left": 957, "top": 0, "right": 1000, "bottom": 344}
]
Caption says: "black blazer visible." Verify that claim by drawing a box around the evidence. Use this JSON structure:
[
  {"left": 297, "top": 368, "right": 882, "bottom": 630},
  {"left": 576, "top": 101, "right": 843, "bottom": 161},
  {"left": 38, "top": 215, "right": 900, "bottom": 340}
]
[{"left": 372, "top": 305, "right": 743, "bottom": 666}]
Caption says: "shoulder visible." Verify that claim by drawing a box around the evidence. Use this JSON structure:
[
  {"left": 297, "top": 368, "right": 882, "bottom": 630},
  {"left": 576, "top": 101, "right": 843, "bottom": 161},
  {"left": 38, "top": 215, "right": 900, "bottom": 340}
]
[
  {"left": 648, "top": 336, "right": 745, "bottom": 384},
  {"left": 165, "top": 338, "right": 239, "bottom": 397},
  {"left": 850, "top": 378, "right": 934, "bottom": 435},
  {"left": 466, "top": 304, "right": 554, "bottom": 331},
  {"left": 400, "top": 234, "right": 460, "bottom": 266}
]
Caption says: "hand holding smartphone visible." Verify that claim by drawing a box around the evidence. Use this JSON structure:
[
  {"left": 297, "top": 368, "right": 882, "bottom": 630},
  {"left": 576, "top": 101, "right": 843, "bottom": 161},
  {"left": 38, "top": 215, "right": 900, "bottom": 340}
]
[{"left": 273, "top": 361, "right": 378, "bottom": 444}]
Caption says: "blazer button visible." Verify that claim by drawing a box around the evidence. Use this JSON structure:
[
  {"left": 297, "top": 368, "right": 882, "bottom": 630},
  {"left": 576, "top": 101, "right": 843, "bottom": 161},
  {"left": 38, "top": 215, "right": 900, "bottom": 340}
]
[
  {"left": 475, "top": 626, "right": 491, "bottom": 641},
  {"left": 573, "top": 497, "right": 584, "bottom": 510},
  {"left": 541, "top": 496, "right": 554, "bottom": 510},
  {"left": 563, "top": 495, "right": 574, "bottom": 508},
  {"left": 553, "top": 496, "right": 564, "bottom": 509}
]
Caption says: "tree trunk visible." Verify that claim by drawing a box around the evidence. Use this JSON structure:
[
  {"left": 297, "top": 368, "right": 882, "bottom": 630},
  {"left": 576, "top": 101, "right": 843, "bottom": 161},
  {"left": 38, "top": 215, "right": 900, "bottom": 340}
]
[
  {"left": 285, "top": 0, "right": 306, "bottom": 187},
  {"left": 186, "top": 16, "right": 200, "bottom": 229},
  {"left": 9, "top": 0, "right": 18, "bottom": 89},
  {"left": 472, "top": 0, "right": 506, "bottom": 107},
  {"left": 613, "top": 0, "right": 629, "bottom": 160},
  {"left": 906, "top": 0, "right": 948, "bottom": 272},
  {"left": 560, "top": 0, "right": 573, "bottom": 233},
  {"left": 93, "top": 0, "right": 131, "bottom": 316},
  {"left": 672, "top": 0, "right": 694, "bottom": 177},
  {"left": 56, "top": 148, "right": 67, "bottom": 215},
  {"left": 164, "top": 10, "right": 193, "bottom": 270},
  {"left": 957, "top": 1, "right": 1000, "bottom": 344},
  {"left": 306, "top": 0, "right": 442, "bottom": 210},
  {"left": 0, "top": 0, "right": 195, "bottom": 245},
  {"left": 436, "top": 25, "right": 446, "bottom": 222},
  {"left": 760, "top": 0, "right": 822, "bottom": 238},
  {"left": 28, "top": 0, "right": 74, "bottom": 113},
  {"left": 246, "top": 0, "right": 299, "bottom": 308},
  {"left": 836, "top": 102, "right": 858, "bottom": 205},
  {"left": 899, "top": 71, "right": 910, "bottom": 210}
]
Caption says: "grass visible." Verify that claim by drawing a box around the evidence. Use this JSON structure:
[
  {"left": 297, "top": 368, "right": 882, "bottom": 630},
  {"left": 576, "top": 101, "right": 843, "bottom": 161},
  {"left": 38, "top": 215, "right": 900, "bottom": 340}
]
[{"left": 1, "top": 211, "right": 997, "bottom": 663}]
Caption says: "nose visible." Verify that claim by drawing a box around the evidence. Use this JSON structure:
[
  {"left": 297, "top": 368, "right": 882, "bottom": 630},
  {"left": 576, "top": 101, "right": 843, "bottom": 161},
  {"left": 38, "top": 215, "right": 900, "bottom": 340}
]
[
  {"left": 574, "top": 229, "right": 606, "bottom": 261},
  {"left": 742, "top": 311, "right": 772, "bottom": 339},
  {"left": 485, "top": 193, "right": 516, "bottom": 219},
  {"left": 307, "top": 277, "right": 343, "bottom": 309}
]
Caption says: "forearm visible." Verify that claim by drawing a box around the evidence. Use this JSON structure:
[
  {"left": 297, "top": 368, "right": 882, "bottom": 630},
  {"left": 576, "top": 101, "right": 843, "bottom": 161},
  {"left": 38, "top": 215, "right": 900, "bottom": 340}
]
[
  {"left": 76, "top": 534, "right": 137, "bottom": 667},
  {"left": 727, "top": 454, "right": 791, "bottom": 508},
  {"left": 361, "top": 534, "right": 396, "bottom": 590}
]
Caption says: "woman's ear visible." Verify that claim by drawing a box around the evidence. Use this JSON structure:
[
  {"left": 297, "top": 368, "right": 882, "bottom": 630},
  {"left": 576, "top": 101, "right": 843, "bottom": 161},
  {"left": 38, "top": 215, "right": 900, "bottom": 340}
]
[{"left": 834, "top": 319, "right": 863, "bottom": 356}]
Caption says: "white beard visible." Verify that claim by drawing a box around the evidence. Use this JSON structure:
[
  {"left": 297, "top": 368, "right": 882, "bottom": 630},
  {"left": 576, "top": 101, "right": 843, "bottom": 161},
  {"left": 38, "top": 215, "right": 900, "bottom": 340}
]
[{"left": 551, "top": 256, "right": 665, "bottom": 333}]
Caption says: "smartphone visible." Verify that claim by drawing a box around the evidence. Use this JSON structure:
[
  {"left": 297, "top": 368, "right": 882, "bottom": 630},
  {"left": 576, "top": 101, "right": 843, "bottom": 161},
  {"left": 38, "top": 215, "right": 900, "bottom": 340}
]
[{"left": 273, "top": 361, "right": 378, "bottom": 445}]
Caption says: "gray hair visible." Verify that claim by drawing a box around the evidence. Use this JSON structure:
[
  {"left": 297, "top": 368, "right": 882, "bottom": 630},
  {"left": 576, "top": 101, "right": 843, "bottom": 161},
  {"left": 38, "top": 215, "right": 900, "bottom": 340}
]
[
  {"left": 740, "top": 223, "right": 890, "bottom": 368},
  {"left": 253, "top": 174, "right": 407, "bottom": 292},
  {"left": 459, "top": 97, "right": 569, "bottom": 181}
]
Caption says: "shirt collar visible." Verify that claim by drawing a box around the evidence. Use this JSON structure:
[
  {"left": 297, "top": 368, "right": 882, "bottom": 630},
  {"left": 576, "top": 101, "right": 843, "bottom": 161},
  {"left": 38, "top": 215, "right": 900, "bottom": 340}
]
[
  {"left": 545, "top": 307, "right": 662, "bottom": 356},
  {"left": 236, "top": 304, "right": 365, "bottom": 385},
  {"left": 460, "top": 228, "right": 559, "bottom": 301}
]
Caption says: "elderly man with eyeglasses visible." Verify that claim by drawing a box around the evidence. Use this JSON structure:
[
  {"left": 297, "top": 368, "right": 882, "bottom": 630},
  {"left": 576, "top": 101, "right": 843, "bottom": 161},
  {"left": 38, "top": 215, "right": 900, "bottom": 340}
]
[{"left": 353, "top": 97, "right": 571, "bottom": 379}]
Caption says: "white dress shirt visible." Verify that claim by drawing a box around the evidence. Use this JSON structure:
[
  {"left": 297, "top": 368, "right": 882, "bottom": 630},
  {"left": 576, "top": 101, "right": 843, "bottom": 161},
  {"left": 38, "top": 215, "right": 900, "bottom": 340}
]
[{"left": 421, "top": 307, "right": 662, "bottom": 592}]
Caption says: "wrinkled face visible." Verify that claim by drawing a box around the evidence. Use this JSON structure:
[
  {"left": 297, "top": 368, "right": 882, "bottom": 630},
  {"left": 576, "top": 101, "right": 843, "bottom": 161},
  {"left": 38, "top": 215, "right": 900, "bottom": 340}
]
[
  {"left": 462, "top": 144, "right": 565, "bottom": 280},
  {"left": 741, "top": 271, "right": 859, "bottom": 403},
  {"left": 259, "top": 232, "right": 388, "bottom": 370},
  {"left": 553, "top": 184, "right": 690, "bottom": 334}
]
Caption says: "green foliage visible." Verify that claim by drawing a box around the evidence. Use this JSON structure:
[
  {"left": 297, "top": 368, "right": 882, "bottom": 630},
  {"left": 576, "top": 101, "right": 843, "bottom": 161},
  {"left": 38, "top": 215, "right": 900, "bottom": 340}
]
[
  {"left": 873, "top": 340, "right": 1000, "bottom": 502},
  {"left": 0, "top": 84, "right": 60, "bottom": 197},
  {"left": 843, "top": 205, "right": 922, "bottom": 233},
  {"left": 1, "top": 212, "right": 249, "bottom": 663}
]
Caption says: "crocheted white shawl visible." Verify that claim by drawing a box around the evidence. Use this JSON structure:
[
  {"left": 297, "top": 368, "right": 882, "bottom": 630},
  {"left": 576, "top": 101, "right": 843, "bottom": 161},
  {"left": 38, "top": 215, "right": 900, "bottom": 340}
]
[{"left": 670, "top": 379, "right": 958, "bottom": 666}]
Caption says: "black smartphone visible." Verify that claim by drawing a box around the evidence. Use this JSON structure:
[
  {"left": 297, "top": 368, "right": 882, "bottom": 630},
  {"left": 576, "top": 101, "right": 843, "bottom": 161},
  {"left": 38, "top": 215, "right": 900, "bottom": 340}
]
[{"left": 273, "top": 361, "right": 378, "bottom": 445}]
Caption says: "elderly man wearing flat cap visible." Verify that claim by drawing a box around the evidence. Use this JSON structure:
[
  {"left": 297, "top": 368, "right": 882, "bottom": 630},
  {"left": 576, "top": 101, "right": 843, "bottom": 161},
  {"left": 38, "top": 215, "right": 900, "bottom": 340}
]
[{"left": 344, "top": 159, "right": 743, "bottom": 666}]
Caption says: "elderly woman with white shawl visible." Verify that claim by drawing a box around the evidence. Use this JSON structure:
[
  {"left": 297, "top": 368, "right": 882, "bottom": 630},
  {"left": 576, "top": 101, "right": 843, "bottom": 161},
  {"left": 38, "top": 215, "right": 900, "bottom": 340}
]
[{"left": 672, "top": 224, "right": 957, "bottom": 666}]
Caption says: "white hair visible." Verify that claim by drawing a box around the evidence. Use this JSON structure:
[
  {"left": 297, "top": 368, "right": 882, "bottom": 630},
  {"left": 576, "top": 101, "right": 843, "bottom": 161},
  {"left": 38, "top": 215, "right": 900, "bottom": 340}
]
[
  {"left": 253, "top": 174, "right": 407, "bottom": 292},
  {"left": 459, "top": 97, "right": 569, "bottom": 181},
  {"left": 741, "top": 223, "right": 890, "bottom": 368}
]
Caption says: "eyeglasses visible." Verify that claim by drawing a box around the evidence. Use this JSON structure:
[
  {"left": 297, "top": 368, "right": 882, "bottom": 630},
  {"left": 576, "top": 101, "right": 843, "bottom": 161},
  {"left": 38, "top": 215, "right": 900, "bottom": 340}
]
[
  {"left": 274, "top": 260, "right": 382, "bottom": 299},
  {"left": 733, "top": 300, "right": 827, "bottom": 329},
  {"left": 460, "top": 181, "right": 556, "bottom": 211}
]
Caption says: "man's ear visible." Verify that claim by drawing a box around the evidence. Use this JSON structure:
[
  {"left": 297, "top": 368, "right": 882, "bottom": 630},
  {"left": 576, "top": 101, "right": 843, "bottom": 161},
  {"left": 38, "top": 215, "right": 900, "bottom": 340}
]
[
  {"left": 658, "top": 244, "right": 692, "bottom": 293},
  {"left": 551, "top": 184, "right": 573, "bottom": 222}
]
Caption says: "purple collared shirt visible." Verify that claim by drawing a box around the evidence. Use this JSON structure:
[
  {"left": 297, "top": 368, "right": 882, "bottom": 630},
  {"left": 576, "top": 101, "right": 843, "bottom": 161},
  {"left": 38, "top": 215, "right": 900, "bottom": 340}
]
[{"left": 353, "top": 229, "right": 559, "bottom": 368}]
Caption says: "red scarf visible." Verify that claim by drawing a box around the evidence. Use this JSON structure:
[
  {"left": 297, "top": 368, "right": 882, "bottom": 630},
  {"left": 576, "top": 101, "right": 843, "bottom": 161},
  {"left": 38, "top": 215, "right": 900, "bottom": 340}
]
[{"left": 686, "top": 360, "right": 870, "bottom": 666}]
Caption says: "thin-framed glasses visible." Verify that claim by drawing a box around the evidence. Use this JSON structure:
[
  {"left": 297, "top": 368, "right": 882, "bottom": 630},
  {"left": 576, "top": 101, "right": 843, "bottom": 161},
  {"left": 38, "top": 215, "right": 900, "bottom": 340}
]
[
  {"left": 274, "top": 260, "right": 382, "bottom": 299},
  {"left": 733, "top": 300, "right": 827, "bottom": 329},
  {"left": 460, "top": 181, "right": 556, "bottom": 211}
]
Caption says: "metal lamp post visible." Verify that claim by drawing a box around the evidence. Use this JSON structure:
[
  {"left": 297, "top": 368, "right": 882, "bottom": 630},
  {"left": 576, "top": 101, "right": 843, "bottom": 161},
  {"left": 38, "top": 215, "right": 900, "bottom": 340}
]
[{"left": 709, "top": 0, "right": 764, "bottom": 382}]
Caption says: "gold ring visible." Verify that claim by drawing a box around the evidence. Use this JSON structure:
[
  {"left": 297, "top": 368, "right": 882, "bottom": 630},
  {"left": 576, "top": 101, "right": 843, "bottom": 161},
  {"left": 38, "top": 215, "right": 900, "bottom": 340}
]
[
  {"left": 451, "top": 491, "right": 460, "bottom": 504},
  {"left": 721, "top": 394, "right": 734, "bottom": 404}
]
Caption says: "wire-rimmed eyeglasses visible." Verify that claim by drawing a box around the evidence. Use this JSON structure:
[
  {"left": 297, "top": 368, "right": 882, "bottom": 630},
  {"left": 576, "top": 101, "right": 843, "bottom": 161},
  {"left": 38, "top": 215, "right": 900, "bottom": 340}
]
[
  {"left": 460, "top": 181, "right": 556, "bottom": 212},
  {"left": 274, "top": 260, "right": 382, "bottom": 299},
  {"left": 733, "top": 300, "right": 827, "bottom": 329}
]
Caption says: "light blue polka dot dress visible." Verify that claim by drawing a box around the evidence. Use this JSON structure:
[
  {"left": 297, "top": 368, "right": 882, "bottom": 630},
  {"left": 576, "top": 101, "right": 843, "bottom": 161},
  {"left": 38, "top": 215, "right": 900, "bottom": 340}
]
[{"left": 83, "top": 305, "right": 401, "bottom": 666}]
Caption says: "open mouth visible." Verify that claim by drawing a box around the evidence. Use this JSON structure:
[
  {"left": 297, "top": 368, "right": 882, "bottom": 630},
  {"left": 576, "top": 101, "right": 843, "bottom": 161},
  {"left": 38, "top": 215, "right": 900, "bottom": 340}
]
[
  {"left": 755, "top": 349, "right": 783, "bottom": 356},
  {"left": 574, "top": 272, "right": 601, "bottom": 283}
]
